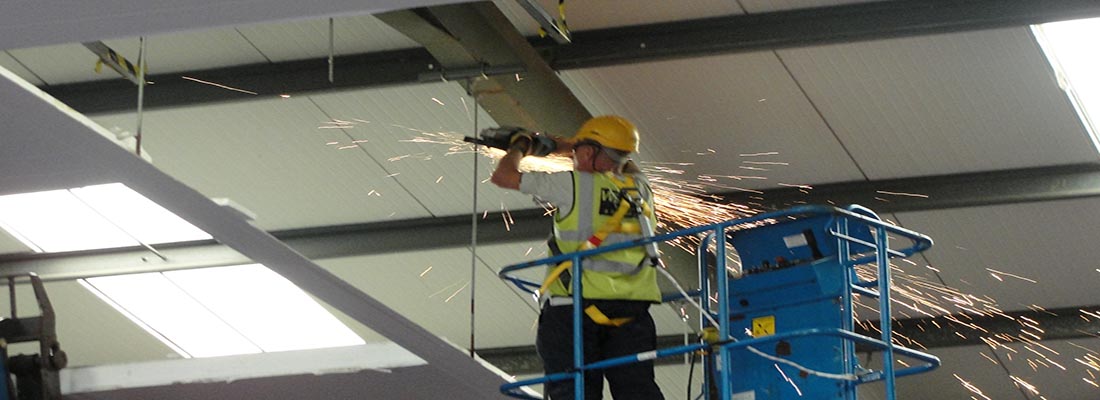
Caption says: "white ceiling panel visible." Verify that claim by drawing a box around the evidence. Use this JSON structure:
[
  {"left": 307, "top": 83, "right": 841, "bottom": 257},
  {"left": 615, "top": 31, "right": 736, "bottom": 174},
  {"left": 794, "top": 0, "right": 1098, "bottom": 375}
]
[
  {"left": 561, "top": 52, "right": 865, "bottom": 191},
  {"left": 91, "top": 97, "right": 428, "bottom": 231},
  {"left": 308, "top": 82, "right": 537, "bottom": 218},
  {"left": 319, "top": 245, "right": 544, "bottom": 348},
  {"left": 236, "top": 15, "right": 419, "bottom": 62},
  {"left": 859, "top": 344, "right": 1028, "bottom": 400},
  {"left": 779, "top": 27, "right": 1098, "bottom": 179},
  {"left": 0, "top": 52, "right": 42, "bottom": 86},
  {"left": 492, "top": 0, "right": 744, "bottom": 36},
  {"left": 0, "top": 229, "right": 31, "bottom": 255},
  {"left": 100, "top": 28, "right": 267, "bottom": 75},
  {"left": 998, "top": 338, "right": 1100, "bottom": 399},
  {"left": 894, "top": 198, "right": 1100, "bottom": 313},
  {"left": 0, "top": 0, "right": 469, "bottom": 51},
  {"left": 8, "top": 28, "right": 265, "bottom": 86},
  {"left": 320, "top": 240, "right": 703, "bottom": 350},
  {"left": 5, "top": 44, "right": 106, "bottom": 86}
]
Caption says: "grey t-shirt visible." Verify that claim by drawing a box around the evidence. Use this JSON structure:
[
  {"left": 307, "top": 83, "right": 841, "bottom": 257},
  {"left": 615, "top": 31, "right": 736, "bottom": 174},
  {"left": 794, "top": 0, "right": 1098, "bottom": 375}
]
[{"left": 518, "top": 171, "right": 574, "bottom": 216}]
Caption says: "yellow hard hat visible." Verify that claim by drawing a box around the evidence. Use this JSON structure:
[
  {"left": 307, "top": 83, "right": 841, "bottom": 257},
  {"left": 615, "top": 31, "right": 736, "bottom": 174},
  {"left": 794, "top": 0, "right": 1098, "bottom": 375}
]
[{"left": 573, "top": 115, "right": 639, "bottom": 153}]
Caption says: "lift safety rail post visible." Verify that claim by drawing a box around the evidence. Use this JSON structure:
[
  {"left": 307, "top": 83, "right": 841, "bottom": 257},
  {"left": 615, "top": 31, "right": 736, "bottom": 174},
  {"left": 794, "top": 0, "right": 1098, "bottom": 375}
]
[
  {"left": 498, "top": 204, "right": 940, "bottom": 400},
  {"left": 0, "top": 273, "right": 66, "bottom": 400}
]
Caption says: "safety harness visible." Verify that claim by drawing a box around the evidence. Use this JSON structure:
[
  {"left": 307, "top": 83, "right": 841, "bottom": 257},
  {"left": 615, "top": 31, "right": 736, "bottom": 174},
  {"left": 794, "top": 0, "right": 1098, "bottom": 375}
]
[{"left": 538, "top": 174, "right": 657, "bottom": 327}]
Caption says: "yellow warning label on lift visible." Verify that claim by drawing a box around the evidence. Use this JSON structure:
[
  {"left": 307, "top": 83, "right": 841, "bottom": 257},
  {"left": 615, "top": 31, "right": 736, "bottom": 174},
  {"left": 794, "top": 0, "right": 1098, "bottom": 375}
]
[{"left": 752, "top": 315, "right": 775, "bottom": 337}]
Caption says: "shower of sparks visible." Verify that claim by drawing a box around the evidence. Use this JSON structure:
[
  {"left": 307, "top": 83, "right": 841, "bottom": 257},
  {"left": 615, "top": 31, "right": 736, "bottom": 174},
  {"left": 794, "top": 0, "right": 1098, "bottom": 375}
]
[
  {"left": 326, "top": 141, "right": 339, "bottom": 145},
  {"left": 180, "top": 76, "right": 258, "bottom": 95},
  {"left": 435, "top": 176, "right": 444, "bottom": 183},
  {"left": 986, "top": 268, "right": 1038, "bottom": 284},
  {"left": 419, "top": 266, "right": 433, "bottom": 277},
  {"left": 740, "top": 166, "right": 769, "bottom": 171},
  {"left": 337, "top": 145, "right": 359, "bottom": 150},
  {"left": 444, "top": 281, "right": 471, "bottom": 303},
  {"left": 1010, "top": 375, "right": 1041, "bottom": 395},
  {"left": 876, "top": 190, "right": 930, "bottom": 198},
  {"left": 324, "top": 120, "right": 1100, "bottom": 398},
  {"left": 459, "top": 97, "right": 470, "bottom": 119},
  {"left": 954, "top": 374, "right": 992, "bottom": 400},
  {"left": 431, "top": 97, "right": 445, "bottom": 106},
  {"left": 428, "top": 281, "right": 462, "bottom": 299},
  {"left": 777, "top": 183, "right": 813, "bottom": 190}
]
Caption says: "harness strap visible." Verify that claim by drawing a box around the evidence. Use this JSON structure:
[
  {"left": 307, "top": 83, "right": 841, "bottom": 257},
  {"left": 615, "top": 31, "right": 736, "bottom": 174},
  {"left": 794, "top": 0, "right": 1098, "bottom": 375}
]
[
  {"left": 538, "top": 175, "right": 638, "bottom": 301},
  {"left": 584, "top": 305, "right": 633, "bottom": 327}
]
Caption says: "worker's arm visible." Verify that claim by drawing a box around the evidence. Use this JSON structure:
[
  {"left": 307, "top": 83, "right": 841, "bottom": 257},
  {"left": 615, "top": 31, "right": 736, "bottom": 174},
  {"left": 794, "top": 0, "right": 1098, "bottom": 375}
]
[{"left": 490, "top": 148, "right": 525, "bottom": 190}]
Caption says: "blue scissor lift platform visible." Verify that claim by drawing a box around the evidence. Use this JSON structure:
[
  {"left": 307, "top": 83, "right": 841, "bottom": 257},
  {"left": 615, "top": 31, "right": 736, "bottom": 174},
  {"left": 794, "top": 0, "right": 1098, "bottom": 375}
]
[{"left": 499, "top": 205, "right": 940, "bottom": 399}]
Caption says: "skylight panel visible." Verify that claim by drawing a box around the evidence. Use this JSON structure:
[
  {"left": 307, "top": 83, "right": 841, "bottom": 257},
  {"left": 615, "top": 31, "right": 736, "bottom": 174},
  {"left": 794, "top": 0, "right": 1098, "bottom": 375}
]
[
  {"left": 71, "top": 183, "right": 212, "bottom": 245},
  {"left": 82, "top": 272, "right": 262, "bottom": 358},
  {"left": 0, "top": 189, "right": 138, "bottom": 252},
  {"left": 83, "top": 264, "right": 364, "bottom": 358},
  {"left": 163, "top": 265, "right": 365, "bottom": 353},
  {"left": 0, "top": 183, "right": 210, "bottom": 253},
  {"left": 1034, "top": 17, "right": 1100, "bottom": 149}
]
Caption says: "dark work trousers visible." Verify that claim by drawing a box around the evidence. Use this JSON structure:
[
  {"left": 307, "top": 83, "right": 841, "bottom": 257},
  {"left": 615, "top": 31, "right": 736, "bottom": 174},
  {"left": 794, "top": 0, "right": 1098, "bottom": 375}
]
[{"left": 536, "top": 299, "right": 664, "bottom": 400}]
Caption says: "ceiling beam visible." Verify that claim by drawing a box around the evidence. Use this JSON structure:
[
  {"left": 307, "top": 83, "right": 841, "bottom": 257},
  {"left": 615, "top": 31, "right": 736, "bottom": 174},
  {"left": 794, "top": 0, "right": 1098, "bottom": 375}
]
[
  {"left": 6, "top": 163, "right": 1100, "bottom": 278},
  {"left": 0, "top": 0, "right": 469, "bottom": 51},
  {"left": 0, "top": 209, "right": 549, "bottom": 281},
  {"left": 42, "top": 0, "right": 1100, "bottom": 116},
  {"left": 478, "top": 305, "right": 1100, "bottom": 375},
  {"left": 44, "top": 48, "right": 437, "bottom": 116},
  {"left": 376, "top": 1, "right": 590, "bottom": 135},
  {"left": 716, "top": 163, "right": 1100, "bottom": 214},
  {"left": 546, "top": 0, "right": 1100, "bottom": 69}
]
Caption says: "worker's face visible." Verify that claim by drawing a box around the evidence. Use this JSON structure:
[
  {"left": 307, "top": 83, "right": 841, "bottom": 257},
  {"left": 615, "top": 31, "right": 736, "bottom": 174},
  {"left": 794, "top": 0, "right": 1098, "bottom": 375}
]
[{"left": 573, "top": 143, "right": 618, "bottom": 173}]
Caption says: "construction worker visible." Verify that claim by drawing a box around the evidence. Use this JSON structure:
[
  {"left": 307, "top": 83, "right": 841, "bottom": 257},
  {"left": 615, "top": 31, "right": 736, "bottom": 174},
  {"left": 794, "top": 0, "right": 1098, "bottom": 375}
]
[{"left": 490, "top": 115, "right": 664, "bottom": 400}]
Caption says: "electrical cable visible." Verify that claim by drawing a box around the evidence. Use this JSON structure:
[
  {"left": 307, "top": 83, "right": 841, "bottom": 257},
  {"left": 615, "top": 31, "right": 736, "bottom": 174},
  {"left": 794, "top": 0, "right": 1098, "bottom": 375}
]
[
  {"left": 468, "top": 86, "right": 480, "bottom": 358},
  {"left": 328, "top": 18, "right": 335, "bottom": 84},
  {"left": 135, "top": 37, "right": 146, "bottom": 156},
  {"left": 687, "top": 347, "right": 697, "bottom": 400},
  {"left": 657, "top": 255, "right": 859, "bottom": 382},
  {"left": 745, "top": 346, "right": 858, "bottom": 381}
]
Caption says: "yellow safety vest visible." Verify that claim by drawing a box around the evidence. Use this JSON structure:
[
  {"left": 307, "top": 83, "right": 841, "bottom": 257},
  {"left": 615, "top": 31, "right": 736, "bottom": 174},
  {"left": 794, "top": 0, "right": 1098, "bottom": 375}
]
[{"left": 546, "top": 171, "right": 661, "bottom": 302}]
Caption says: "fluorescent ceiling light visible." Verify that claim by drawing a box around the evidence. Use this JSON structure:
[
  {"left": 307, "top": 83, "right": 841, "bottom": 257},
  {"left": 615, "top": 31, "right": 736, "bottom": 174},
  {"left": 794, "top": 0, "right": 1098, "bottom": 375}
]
[
  {"left": 81, "top": 273, "right": 261, "bottom": 358},
  {"left": 1034, "top": 18, "right": 1100, "bottom": 149},
  {"left": 0, "top": 183, "right": 210, "bottom": 253},
  {"left": 0, "top": 189, "right": 138, "bottom": 253},
  {"left": 83, "top": 264, "right": 364, "bottom": 358}
]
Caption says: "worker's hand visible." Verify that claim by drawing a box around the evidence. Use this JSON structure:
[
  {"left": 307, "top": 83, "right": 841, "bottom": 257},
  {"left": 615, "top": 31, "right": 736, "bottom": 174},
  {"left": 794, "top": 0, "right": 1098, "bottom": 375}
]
[
  {"left": 511, "top": 132, "right": 559, "bottom": 157},
  {"left": 478, "top": 126, "right": 530, "bottom": 151},
  {"left": 528, "top": 133, "right": 557, "bottom": 157},
  {"left": 508, "top": 131, "right": 534, "bottom": 154}
]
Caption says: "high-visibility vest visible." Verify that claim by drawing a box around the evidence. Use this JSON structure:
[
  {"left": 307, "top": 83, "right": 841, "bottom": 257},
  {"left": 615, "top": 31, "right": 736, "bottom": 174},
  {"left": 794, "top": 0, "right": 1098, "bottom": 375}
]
[{"left": 546, "top": 171, "right": 661, "bottom": 302}]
